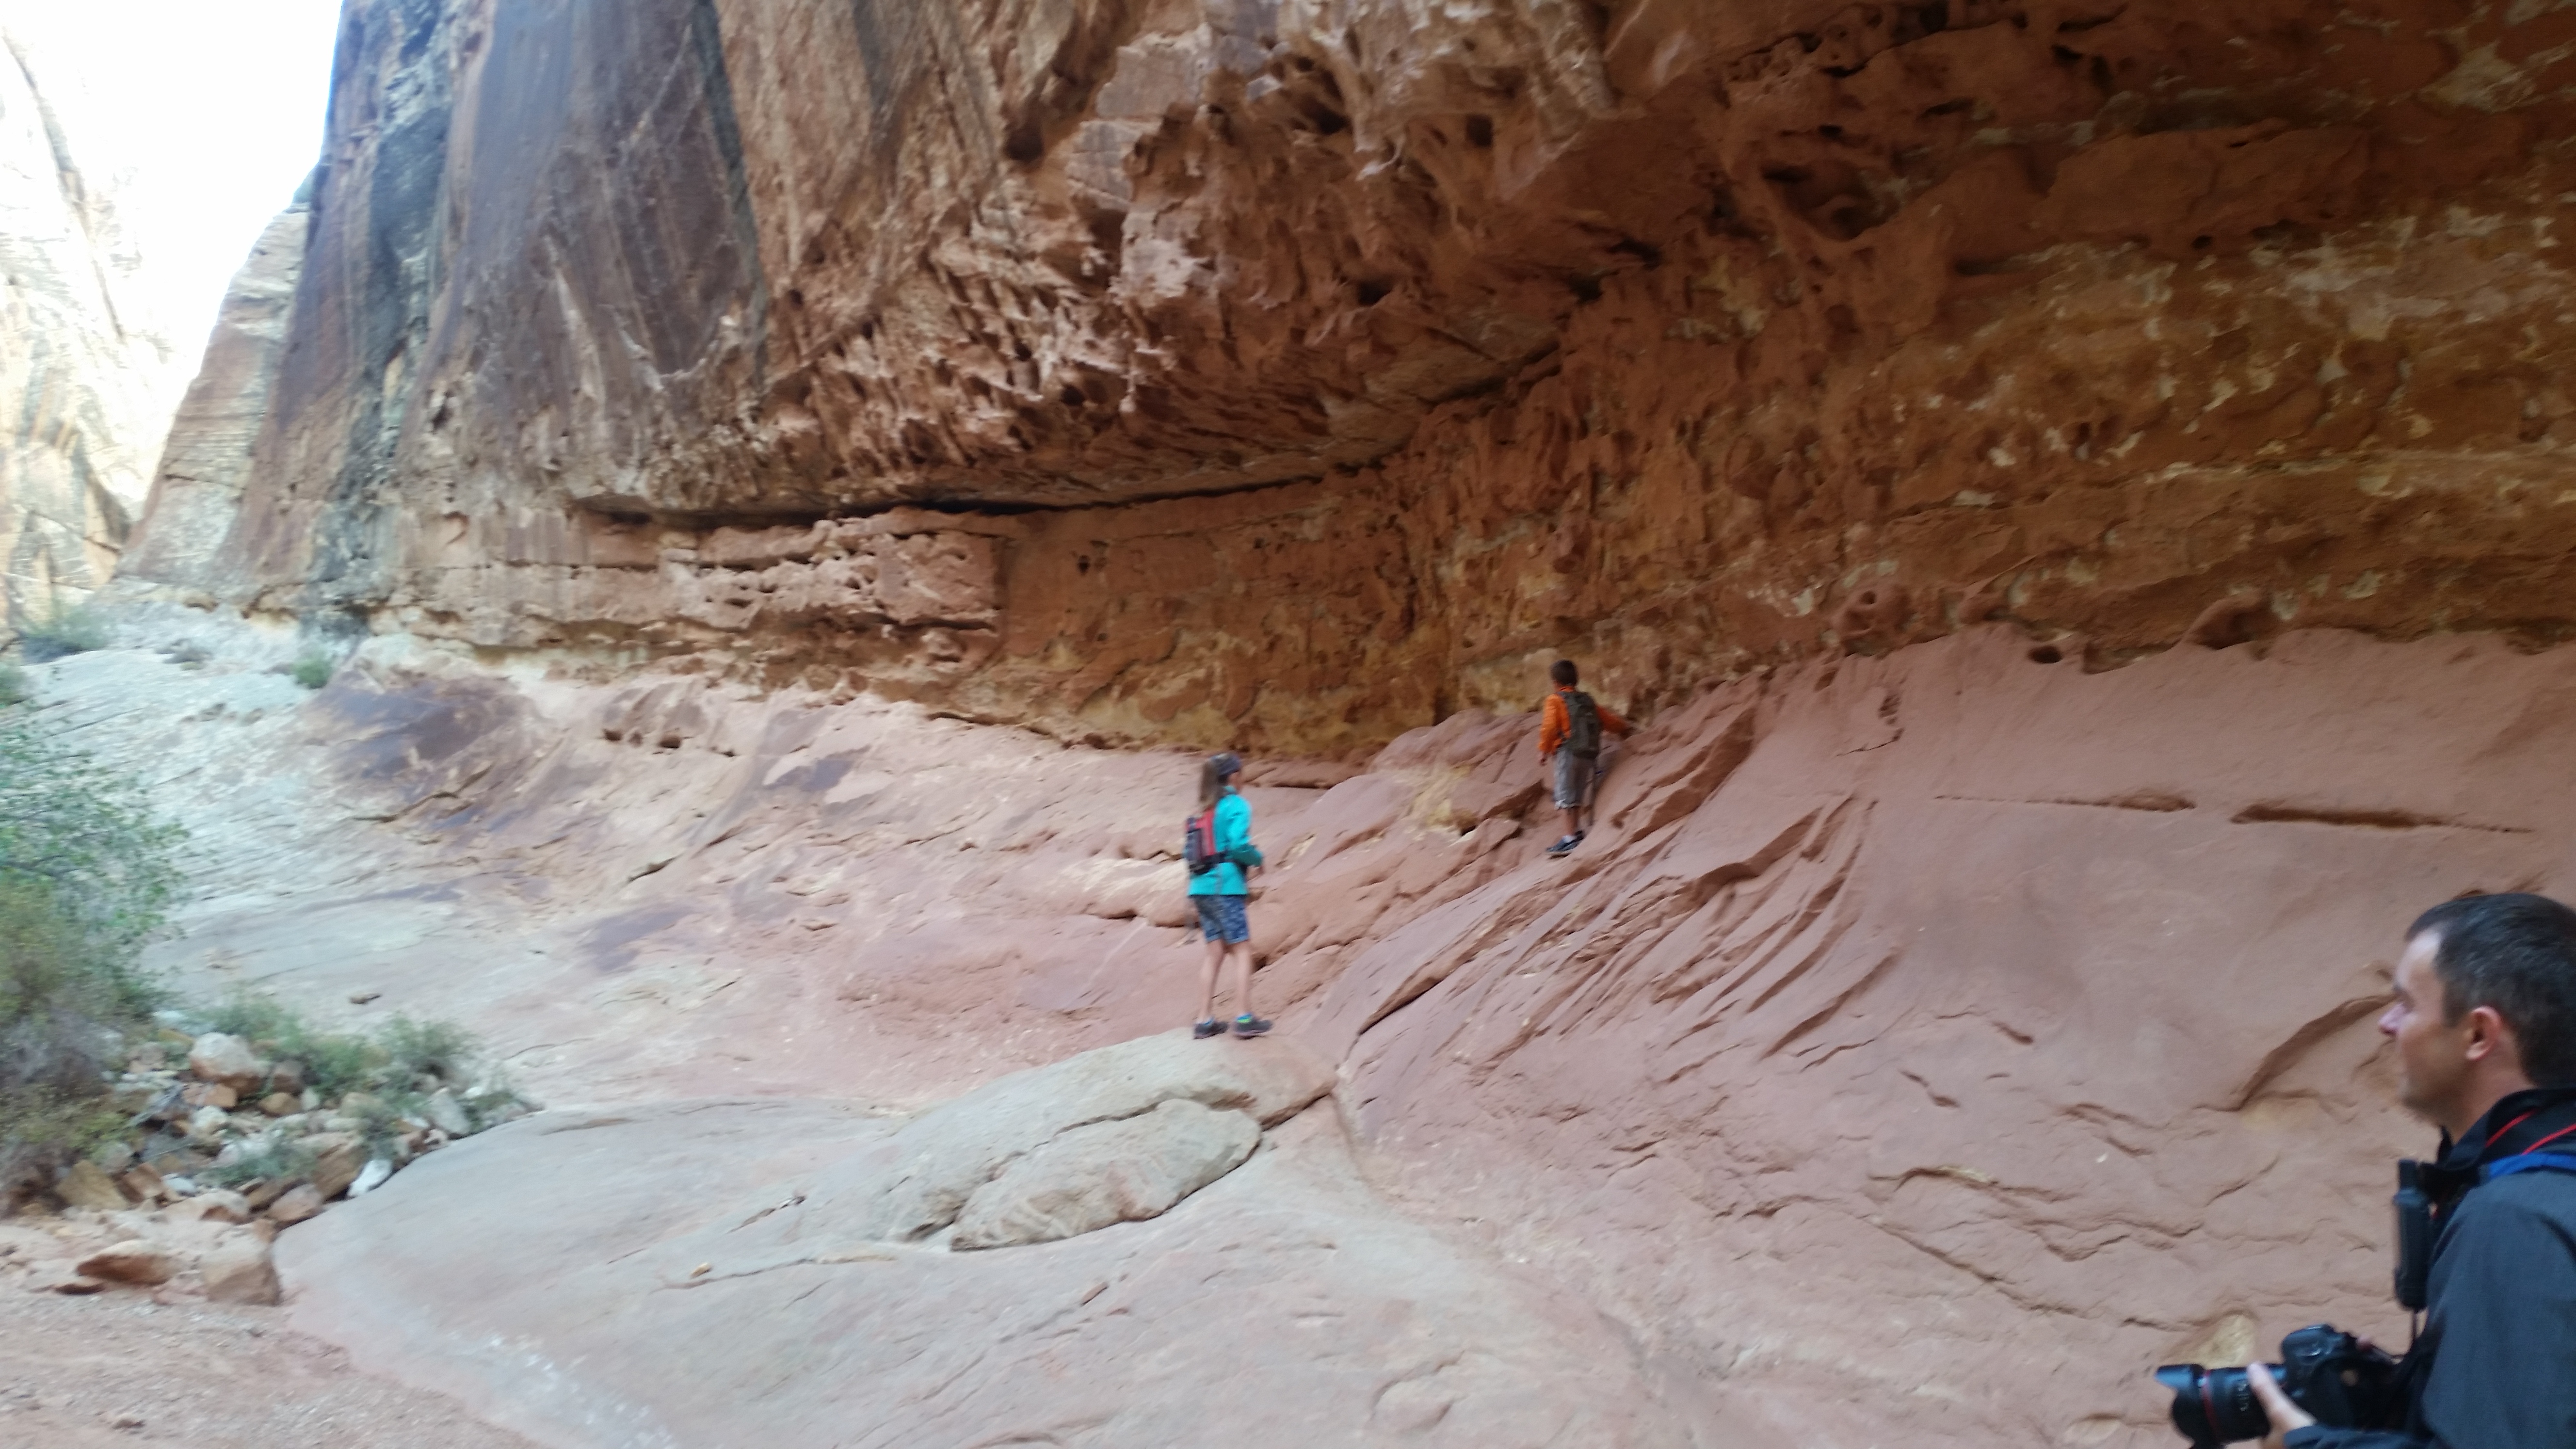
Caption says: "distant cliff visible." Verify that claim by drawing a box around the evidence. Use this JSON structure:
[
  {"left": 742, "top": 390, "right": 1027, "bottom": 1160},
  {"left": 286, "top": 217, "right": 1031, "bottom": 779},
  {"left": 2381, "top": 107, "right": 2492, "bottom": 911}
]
[
  {"left": 114, "top": 198, "right": 309, "bottom": 598},
  {"left": 0, "top": 28, "right": 181, "bottom": 642}
]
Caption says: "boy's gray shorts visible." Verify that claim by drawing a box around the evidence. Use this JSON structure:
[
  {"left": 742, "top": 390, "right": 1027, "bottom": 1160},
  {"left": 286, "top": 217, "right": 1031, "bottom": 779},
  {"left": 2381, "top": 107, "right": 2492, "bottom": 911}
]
[{"left": 1553, "top": 751, "right": 1596, "bottom": 810}]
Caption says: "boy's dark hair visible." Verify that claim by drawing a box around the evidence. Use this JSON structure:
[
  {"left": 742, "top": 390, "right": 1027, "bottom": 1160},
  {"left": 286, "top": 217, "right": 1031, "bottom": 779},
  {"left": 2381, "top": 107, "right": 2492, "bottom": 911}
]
[
  {"left": 1549, "top": 659, "right": 1578, "bottom": 687},
  {"left": 2409, "top": 892, "right": 2576, "bottom": 1086}
]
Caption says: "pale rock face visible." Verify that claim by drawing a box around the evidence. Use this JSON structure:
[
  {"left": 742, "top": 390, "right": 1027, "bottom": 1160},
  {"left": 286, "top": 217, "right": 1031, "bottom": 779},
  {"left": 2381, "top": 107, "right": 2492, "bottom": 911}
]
[
  {"left": 0, "top": 30, "right": 180, "bottom": 638},
  {"left": 113, "top": 201, "right": 309, "bottom": 597}
]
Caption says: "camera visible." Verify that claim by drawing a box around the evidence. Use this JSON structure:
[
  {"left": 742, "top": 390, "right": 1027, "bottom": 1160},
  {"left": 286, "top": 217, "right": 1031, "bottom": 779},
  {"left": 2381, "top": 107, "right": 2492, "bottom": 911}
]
[{"left": 2153, "top": 1324, "right": 2401, "bottom": 1446}]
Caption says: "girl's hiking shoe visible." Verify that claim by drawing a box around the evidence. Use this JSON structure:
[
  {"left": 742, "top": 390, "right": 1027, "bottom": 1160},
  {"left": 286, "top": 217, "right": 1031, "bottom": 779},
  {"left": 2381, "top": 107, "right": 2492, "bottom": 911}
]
[
  {"left": 1231, "top": 1014, "right": 1273, "bottom": 1038},
  {"left": 1546, "top": 831, "right": 1585, "bottom": 855},
  {"left": 1192, "top": 1018, "right": 1226, "bottom": 1039}
]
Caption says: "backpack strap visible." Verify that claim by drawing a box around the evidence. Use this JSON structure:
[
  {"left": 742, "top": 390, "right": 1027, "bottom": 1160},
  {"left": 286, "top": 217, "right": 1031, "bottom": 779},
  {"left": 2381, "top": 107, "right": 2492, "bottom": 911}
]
[{"left": 2481, "top": 1152, "right": 2576, "bottom": 1183}]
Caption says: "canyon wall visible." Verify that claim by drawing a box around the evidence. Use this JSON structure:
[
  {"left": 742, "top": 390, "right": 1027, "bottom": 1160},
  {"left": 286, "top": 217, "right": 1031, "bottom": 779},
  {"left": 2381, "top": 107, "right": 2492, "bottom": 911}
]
[
  {"left": 145, "top": 0, "right": 2576, "bottom": 751},
  {"left": 70, "top": 3, "right": 2576, "bottom": 1446},
  {"left": 0, "top": 28, "right": 181, "bottom": 641}
]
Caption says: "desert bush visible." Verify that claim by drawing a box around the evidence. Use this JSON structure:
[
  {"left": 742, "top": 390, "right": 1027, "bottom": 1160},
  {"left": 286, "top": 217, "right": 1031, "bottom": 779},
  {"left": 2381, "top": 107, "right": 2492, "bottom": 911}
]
[
  {"left": 0, "top": 715, "right": 183, "bottom": 1203},
  {"left": 381, "top": 1014, "right": 478, "bottom": 1084},
  {"left": 290, "top": 651, "right": 333, "bottom": 689},
  {"left": 0, "top": 714, "right": 184, "bottom": 978},
  {"left": 200, "top": 1133, "right": 316, "bottom": 1190},
  {"left": 0, "top": 1084, "right": 126, "bottom": 1204},
  {"left": 0, "top": 663, "right": 27, "bottom": 708},
  {"left": 203, "top": 990, "right": 479, "bottom": 1103},
  {"left": 16, "top": 604, "right": 111, "bottom": 663}
]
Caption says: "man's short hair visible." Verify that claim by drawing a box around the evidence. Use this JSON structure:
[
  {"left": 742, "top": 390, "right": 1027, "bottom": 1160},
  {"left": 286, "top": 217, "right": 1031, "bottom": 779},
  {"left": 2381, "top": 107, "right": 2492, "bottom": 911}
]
[
  {"left": 2409, "top": 892, "right": 2576, "bottom": 1086},
  {"left": 1549, "top": 659, "right": 1578, "bottom": 687}
]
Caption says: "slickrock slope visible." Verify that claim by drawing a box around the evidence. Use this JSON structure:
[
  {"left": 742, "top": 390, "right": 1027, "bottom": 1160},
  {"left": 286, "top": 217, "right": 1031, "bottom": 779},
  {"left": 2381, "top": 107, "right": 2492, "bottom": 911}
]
[
  {"left": 25, "top": 621, "right": 2571, "bottom": 1446},
  {"left": 150, "top": 0, "right": 2576, "bottom": 750},
  {"left": 0, "top": 29, "right": 181, "bottom": 639}
]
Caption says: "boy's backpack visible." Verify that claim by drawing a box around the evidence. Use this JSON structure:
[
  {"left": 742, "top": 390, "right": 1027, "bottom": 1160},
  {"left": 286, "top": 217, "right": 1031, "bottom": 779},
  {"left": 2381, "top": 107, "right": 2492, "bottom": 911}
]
[
  {"left": 1183, "top": 808, "right": 1221, "bottom": 875},
  {"left": 1562, "top": 691, "right": 1604, "bottom": 757}
]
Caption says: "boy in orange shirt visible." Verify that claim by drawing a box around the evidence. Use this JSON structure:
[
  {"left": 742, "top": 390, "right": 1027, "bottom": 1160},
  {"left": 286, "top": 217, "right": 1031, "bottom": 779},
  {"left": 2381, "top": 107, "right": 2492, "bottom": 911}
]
[{"left": 1538, "top": 659, "right": 1628, "bottom": 855}]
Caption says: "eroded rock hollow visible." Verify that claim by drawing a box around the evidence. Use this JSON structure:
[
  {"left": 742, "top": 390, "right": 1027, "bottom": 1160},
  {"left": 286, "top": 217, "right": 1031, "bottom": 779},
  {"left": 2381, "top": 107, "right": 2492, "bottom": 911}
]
[{"left": 45, "top": 0, "right": 2576, "bottom": 1446}]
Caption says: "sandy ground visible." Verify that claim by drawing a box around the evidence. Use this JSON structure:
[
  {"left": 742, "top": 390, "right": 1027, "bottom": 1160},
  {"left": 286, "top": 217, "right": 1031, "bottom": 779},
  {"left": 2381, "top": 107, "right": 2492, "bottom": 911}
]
[{"left": 0, "top": 1284, "right": 536, "bottom": 1449}]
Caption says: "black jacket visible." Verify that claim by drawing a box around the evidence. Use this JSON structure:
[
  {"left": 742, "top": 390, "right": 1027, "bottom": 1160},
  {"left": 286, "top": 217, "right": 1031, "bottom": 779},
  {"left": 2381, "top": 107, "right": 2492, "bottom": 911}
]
[{"left": 2290, "top": 1088, "right": 2576, "bottom": 1449}]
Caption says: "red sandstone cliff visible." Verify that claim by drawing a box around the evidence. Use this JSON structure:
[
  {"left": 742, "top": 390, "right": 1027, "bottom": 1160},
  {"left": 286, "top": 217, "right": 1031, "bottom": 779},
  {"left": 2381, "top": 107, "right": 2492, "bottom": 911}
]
[{"left": 135, "top": 0, "right": 2576, "bottom": 751}]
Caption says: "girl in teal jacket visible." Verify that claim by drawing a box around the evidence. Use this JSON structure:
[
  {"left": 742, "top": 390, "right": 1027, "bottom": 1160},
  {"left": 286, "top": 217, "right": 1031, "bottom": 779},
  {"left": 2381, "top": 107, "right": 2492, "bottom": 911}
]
[{"left": 1187, "top": 752, "right": 1269, "bottom": 1038}]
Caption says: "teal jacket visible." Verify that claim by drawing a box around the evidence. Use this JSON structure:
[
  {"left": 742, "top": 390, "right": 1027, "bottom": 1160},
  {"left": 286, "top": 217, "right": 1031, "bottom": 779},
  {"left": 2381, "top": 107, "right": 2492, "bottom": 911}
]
[{"left": 1187, "top": 791, "right": 1261, "bottom": 896}]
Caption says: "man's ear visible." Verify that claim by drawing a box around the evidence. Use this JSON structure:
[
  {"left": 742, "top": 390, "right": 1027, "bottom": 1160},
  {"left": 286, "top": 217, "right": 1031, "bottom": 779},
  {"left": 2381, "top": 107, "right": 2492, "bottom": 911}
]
[{"left": 2464, "top": 1003, "right": 2521, "bottom": 1069}]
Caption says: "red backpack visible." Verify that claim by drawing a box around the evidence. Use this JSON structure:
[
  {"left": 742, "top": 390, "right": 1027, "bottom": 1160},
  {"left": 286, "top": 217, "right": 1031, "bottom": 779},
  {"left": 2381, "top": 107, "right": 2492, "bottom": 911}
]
[{"left": 1183, "top": 807, "right": 1221, "bottom": 875}]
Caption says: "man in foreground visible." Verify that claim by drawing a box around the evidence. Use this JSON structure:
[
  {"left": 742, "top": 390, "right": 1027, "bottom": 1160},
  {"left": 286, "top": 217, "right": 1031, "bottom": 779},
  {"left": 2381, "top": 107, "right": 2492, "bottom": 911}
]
[{"left": 2252, "top": 892, "right": 2576, "bottom": 1448}]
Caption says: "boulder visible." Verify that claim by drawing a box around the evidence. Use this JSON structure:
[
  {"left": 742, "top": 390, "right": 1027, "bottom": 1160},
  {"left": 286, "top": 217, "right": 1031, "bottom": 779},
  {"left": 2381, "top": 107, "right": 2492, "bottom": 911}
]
[
  {"left": 171, "top": 1189, "right": 251, "bottom": 1224},
  {"left": 55, "top": 1159, "right": 130, "bottom": 1211},
  {"left": 259, "top": 1092, "right": 300, "bottom": 1116},
  {"left": 116, "top": 1164, "right": 166, "bottom": 1205},
  {"left": 185, "top": 1105, "right": 230, "bottom": 1143},
  {"left": 267, "top": 1184, "right": 325, "bottom": 1225},
  {"left": 951, "top": 1098, "right": 1260, "bottom": 1250},
  {"left": 26, "top": 1263, "right": 105, "bottom": 1295},
  {"left": 306, "top": 1135, "right": 365, "bottom": 1199},
  {"left": 75, "top": 1240, "right": 175, "bottom": 1285},
  {"left": 199, "top": 1234, "right": 280, "bottom": 1305},
  {"left": 185, "top": 1033, "right": 262, "bottom": 1090},
  {"left": 345, "top": 1157, "right": 394, "bottom": 1198},
  {"left": 827, "top": 1031, "right": 1335, "bottom": 1244},
  {"left": 422, "top": 1088, "right": 471, "bottom": 1137},
  {"left": 268, "top": 1060, "right": 305, "bottom": 1095}
]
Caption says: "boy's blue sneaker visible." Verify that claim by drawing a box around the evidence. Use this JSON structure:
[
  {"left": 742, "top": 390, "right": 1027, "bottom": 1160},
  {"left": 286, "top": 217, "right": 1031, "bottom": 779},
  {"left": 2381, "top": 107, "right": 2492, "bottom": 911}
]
[
  {"left": 1192, "top": 1018, "right": 1226, "bottom": 1040},
  {"left": 1546, "top": 832, "right": 1584, "bottom": 855},
  {"left": 1230, "top": 1014, "right": 1273, "bottom": 1039}
]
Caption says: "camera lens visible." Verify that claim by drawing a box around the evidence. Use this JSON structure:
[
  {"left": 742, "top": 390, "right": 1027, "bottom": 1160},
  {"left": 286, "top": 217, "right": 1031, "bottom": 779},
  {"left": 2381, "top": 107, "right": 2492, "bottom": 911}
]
[{"left": 2155, "top": 1364, "right": 2273, "bottom": 1445}]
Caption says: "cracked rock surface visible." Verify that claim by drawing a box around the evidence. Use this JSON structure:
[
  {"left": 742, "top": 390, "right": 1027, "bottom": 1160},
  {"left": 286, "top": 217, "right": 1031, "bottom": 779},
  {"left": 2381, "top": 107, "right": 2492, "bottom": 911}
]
[{"left": 281, "top": 1094, "right": 1679, "bottom": 1449}]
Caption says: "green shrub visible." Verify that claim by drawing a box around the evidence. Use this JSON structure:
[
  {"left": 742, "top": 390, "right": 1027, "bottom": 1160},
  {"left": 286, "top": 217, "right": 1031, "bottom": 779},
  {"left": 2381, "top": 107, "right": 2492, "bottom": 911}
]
[
  {"left": 0, "top": 663, "right": 27, "bottom": 708},
  {"left": 200, "top": 1133, "right": 316, "bottom": 1190},
  {"left": 298, "top": 1028, "right": 383, "bottom": 1100},
  {"left": 381, "top": 1014, "right": 478, "bottom": 1085},
  {"left": 0, "top": 714, "right": 183, "bottom": 1204},
  {"left": 199, "top": 991, "right": 478, "bottom": 1103},
  {"left": 16, "top": 605, "right": 110, "bottom": 664},
  {"left": 203, "top": 990, "right": 297, "bottom": 1043},
  {"left": 0, "top": 1084, "right": 128, "bottom": 1201},
  {"left": 0, "top": 713, "right": 183, "bottom": 982},
  {"left": 290, "top": 651, "right": 333, "bottom": 689}
]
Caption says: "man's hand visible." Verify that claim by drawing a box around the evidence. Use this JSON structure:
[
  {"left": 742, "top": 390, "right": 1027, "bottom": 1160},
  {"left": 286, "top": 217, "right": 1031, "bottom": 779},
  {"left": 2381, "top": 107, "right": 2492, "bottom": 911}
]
[{"left": 2248, "top": 1363, "right": 2315, "bottom": 1448}]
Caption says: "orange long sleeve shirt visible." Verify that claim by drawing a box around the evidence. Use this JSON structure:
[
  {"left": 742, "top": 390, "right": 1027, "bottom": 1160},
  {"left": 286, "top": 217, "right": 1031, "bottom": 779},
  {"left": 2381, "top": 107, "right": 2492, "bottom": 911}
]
[{"left": 1538, "top": 686, "right": 1628, "bottom": 758}]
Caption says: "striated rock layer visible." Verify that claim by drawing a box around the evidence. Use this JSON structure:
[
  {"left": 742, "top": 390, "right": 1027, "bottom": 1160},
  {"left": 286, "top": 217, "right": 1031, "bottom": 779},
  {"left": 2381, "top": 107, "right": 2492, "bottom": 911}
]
[
  {"left": 22, "top": 620, "right": 2570, "bottom": 1447},
  {"left": 0, "top": 28, "right": 181, "bottom": 640},
  {"left": 128, "top": 0, "right": 2576, "bottom": 751}
]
